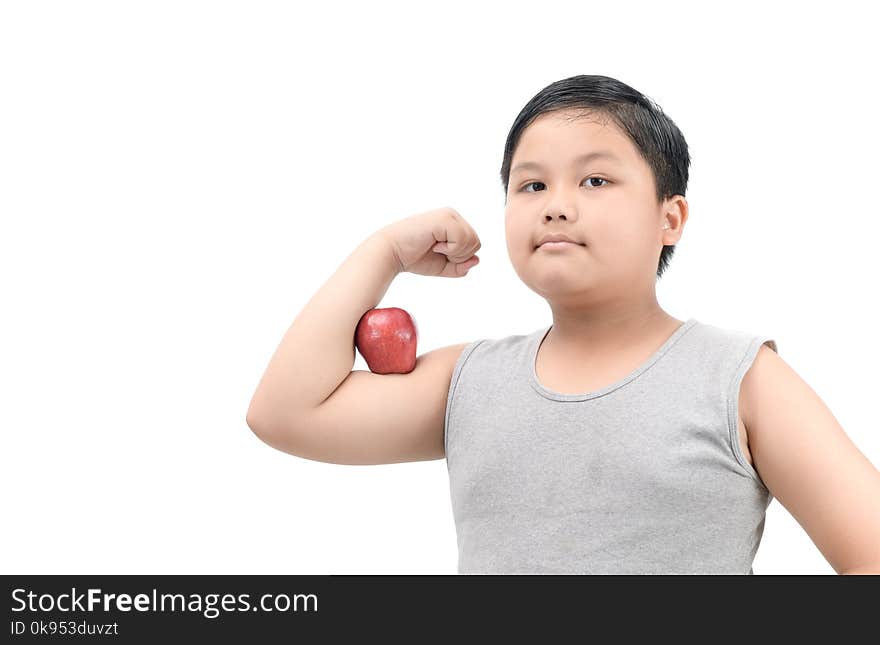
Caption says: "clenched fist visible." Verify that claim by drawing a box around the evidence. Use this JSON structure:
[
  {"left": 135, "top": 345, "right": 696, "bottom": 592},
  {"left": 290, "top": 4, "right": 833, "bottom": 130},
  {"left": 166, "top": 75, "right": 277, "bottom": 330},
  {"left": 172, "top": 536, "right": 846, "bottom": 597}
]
[{"left": 375, "top": 207, "right": 481, "bottom": 278}]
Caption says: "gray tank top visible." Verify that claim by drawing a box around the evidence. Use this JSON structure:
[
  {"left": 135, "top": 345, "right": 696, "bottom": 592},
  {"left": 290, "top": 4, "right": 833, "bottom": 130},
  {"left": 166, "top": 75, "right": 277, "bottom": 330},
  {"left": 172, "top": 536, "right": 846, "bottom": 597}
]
[{"left": 443, "top": 318, "right": 778, "bottom": 574}]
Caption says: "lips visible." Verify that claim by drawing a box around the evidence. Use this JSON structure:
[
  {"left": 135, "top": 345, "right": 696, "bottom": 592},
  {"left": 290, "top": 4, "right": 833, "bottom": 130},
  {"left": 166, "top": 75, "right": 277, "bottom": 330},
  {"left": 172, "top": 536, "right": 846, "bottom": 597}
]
[
  {"left": 535, "top": 233, "right": 586, "bottom": 249},
  {"left": 538, "top": 241, "right": 582, "bottom": 250}
]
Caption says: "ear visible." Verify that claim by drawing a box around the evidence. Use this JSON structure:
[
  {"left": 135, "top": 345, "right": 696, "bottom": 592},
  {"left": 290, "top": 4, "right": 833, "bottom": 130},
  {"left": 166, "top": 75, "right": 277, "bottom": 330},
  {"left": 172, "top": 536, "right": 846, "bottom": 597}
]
[{"left": 662, "top": 196, "right": 688, "bottom": 239}]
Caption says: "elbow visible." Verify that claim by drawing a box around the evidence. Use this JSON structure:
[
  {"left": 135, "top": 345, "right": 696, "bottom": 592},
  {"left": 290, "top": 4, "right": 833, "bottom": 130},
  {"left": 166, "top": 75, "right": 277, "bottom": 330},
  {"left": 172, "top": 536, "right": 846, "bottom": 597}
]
[
  {"left": 246, "top": 404, "right": 271, "bottom": 436},
  {"left": 246, "top": 391, "right": 277, "bottom": 435},
  {"left": 246, "top": 406, "right": 294, "bottom": 444},
  {"left": 246, "top": 411, "right": 282, "bottom": 449}
]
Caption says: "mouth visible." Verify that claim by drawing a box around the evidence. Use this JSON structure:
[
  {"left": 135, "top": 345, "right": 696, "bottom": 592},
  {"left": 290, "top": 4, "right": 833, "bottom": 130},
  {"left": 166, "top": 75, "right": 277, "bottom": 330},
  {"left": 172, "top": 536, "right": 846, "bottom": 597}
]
[{"left": 535, "top": 241, "right": 586, "bottom": 250}]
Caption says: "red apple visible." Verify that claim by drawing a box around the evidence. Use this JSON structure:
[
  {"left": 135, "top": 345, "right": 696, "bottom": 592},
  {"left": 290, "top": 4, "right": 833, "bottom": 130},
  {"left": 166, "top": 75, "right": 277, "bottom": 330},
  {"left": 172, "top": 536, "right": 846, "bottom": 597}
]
[{"left": 355, "top": 307, "right": 418, "bottom": 374}]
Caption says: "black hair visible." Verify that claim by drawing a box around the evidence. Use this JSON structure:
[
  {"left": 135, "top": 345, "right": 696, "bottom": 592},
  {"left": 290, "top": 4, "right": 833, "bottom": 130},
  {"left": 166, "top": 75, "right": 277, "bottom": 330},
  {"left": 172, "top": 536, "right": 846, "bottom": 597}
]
[{"left": 500, "top": 74, "right": 691, "bottom": 279}]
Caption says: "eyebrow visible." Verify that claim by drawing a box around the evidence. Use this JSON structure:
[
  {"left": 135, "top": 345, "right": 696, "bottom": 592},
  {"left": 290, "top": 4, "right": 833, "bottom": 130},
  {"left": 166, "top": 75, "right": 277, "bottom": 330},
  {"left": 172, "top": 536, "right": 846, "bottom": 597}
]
[{"left": 510, "top": 150, "right": 622, "bottom": 176}]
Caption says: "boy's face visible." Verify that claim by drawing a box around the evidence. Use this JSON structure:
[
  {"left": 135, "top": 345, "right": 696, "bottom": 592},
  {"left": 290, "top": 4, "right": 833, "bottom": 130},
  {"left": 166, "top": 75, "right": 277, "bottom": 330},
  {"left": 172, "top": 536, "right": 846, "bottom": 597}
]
[{"left": 504, "top": 110, "right": 684, "bottom": 305}]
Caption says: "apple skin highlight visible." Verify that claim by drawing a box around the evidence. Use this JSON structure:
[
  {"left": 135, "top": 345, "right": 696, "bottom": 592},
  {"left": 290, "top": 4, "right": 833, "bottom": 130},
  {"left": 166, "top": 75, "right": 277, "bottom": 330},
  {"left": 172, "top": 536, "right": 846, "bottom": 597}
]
[{"left": 355, "top": 307, "right": 418, "bottom": 374}]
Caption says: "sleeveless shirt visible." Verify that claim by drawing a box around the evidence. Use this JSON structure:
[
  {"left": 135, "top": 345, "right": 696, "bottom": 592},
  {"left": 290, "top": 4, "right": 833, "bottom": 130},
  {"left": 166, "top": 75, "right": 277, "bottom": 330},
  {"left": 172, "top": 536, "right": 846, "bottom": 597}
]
[{"left": 443, "top": 318, "right": 778, "bottom": 575}]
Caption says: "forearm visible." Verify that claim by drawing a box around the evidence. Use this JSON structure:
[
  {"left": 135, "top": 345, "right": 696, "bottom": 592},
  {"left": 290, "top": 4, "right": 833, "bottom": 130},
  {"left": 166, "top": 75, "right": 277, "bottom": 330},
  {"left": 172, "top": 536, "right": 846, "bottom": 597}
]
[
  {"left": 840, "top": 565, "right": 880, "bottom": 574},
  {"left": 247, "top": 232, "right": 401, "bottom": 430}
]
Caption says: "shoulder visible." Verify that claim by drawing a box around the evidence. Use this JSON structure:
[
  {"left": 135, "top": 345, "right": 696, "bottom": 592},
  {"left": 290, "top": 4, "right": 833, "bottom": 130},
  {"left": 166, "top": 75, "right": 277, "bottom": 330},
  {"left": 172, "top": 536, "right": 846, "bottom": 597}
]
[
  {"left": 457, "top": 328, "right": 542, "bottom": 361},
  {"left": 686, "top": 318, "right": 780, "bottom": 426},
  {"left": 688, "top": 318, "right": 759, "bottom": 350},
  {"left": 689, "top": 319, "right": 780, "bottom": 369},
  {"left": 445, "top": 328, "right": 543, "bottom": 387}
]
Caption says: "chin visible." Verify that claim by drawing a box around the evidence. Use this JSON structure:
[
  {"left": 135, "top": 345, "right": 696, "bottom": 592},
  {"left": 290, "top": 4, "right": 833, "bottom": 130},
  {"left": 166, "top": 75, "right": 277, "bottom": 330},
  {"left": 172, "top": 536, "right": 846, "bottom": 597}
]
[{"left": 529, "top": 272, "right": 594, "bottom": 296}]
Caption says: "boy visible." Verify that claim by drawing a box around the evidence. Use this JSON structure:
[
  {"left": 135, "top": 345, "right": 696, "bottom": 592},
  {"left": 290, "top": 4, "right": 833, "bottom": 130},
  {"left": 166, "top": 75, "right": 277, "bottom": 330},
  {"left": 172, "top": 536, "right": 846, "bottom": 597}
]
[{"left": 246, "top": 75, "right": 880, "bottom": 574}]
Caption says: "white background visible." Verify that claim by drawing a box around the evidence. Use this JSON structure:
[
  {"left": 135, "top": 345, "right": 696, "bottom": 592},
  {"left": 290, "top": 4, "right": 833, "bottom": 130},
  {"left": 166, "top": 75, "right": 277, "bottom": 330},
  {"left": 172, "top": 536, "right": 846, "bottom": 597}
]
[{"left": 2, "top": 0, "right": 877, "bottom": 575}]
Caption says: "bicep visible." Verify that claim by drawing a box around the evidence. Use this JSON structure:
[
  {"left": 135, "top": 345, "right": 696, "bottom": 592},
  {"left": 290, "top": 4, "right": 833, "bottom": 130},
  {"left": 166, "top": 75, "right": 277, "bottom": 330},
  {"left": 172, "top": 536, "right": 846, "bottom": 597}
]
[{"left": 265, "top": 342, "right": 470, "bottom": 466}]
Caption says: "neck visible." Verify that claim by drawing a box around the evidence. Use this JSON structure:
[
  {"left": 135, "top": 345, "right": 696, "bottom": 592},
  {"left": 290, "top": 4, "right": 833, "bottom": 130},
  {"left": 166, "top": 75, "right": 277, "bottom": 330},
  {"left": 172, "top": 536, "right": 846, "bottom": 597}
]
[{"left": 546, "top": 299, "right": 680, "bottom": 357}]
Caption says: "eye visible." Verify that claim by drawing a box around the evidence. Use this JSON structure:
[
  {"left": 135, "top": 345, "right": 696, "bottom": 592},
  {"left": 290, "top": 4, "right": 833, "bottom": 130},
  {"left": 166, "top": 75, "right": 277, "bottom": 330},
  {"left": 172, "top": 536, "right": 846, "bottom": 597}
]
[{"left": 519, "top": 176, "right": 610, "bottom": 193}]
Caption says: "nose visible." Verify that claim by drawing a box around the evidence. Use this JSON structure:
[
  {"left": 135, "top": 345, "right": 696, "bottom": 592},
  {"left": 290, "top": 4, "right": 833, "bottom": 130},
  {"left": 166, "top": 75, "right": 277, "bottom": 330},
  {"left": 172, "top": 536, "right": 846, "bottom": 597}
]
[
  {"left": 543, "top": 208, "right": 577, "bottom": 222},
  {"left": 540, "top": 190, "right": 578, "bottom": 222}
]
